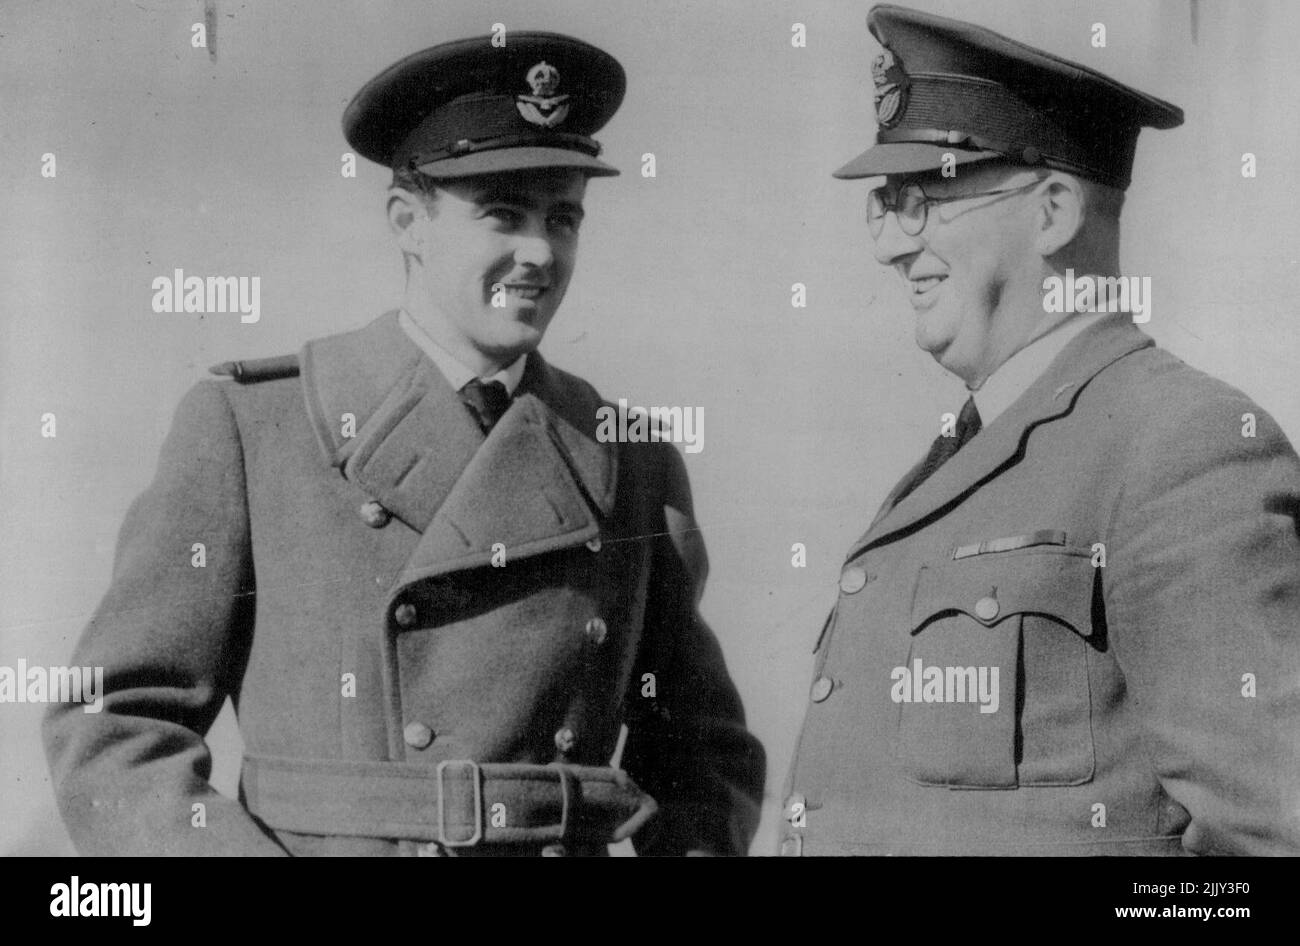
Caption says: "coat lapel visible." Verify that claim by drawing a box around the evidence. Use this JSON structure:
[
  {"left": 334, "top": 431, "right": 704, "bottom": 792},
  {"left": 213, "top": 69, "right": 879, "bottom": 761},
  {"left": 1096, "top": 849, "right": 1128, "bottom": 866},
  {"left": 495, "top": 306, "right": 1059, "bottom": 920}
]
[
  {"left": 392, "top": 351, "right": 619, "bottom": 587},
  {"left": 301, "top": 311, "right": 485, "bottom": 533},
  {"left": 299, "top": 312, "right": 619, "bottom": 587},
  {"left": 847, "top": 315, "right": 1155, "bottom": 561},
  {"left": 865, "top": 453, "right": 929, "bottom": 534}
]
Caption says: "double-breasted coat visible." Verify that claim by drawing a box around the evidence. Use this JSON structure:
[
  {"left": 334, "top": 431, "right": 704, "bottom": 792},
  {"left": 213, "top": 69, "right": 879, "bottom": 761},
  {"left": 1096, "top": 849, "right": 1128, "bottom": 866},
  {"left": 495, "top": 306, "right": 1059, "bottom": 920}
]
[
  {"left": 44, "top": 312, "right": 764, "bottom": 856},
  {"left": 782, "top": 315, "right": 1300, "bottom": 855}
]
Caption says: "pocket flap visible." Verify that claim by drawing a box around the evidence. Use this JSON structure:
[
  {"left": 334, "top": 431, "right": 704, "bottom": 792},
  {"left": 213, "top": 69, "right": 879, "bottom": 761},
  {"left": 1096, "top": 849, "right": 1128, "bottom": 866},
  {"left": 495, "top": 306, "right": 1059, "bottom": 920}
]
[{"left": 912, "top": 548, "right": 1095, "bottom": 637}]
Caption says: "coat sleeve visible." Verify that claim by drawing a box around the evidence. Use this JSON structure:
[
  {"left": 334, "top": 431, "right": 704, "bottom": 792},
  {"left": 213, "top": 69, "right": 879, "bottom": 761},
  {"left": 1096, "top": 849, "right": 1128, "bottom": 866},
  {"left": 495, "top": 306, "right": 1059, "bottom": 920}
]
[
  {"left": 1108, "top": 388, "right": 1300, "bottom": 854},
  {"left": 619, "top": 443, "right": 766, "bottom": 856},
  {"left": 42, "top": 382, "right": 289, "bottom": 856}
]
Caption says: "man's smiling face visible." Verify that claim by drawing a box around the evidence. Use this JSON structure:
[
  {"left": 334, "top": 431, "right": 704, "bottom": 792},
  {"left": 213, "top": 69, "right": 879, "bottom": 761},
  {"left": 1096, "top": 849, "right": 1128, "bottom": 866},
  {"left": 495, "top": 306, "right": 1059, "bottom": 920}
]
[
  {"left": 412, "top": 168, "right": 587, "bottom": 369},
  {"left": 869, "top": 161, "right": 1045, "bottom": 387}
]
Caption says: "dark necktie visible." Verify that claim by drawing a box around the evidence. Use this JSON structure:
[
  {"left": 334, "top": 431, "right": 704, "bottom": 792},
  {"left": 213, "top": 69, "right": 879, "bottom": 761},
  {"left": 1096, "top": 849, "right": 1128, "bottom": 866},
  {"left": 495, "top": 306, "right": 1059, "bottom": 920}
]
[
  {"left": 893, "top": 396, "right": 983, "bottom": 506},
  {"left": 459, "top": 378, "right": 511, "bottom": 434}
]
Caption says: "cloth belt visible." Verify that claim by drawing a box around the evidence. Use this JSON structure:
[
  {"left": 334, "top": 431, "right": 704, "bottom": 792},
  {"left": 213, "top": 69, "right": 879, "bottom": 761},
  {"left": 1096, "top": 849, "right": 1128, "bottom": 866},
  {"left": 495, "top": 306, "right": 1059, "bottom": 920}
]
[{"left": 242, "top": 754, "right": 657, "bottom": 848}]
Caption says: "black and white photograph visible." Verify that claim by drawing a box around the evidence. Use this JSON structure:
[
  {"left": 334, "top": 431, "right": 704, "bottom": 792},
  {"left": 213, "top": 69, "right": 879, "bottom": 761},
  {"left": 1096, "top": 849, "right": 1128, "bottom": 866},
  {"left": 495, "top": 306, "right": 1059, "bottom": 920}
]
[{"left": 2, "top": 0, "right": 1297, "bottom": 896}]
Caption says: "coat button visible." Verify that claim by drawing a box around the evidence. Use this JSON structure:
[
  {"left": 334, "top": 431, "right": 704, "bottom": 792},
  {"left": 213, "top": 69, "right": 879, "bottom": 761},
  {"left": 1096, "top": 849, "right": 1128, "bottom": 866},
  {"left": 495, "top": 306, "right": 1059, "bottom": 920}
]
[
  {"left": 585, "top": 536, "right": 602, "bottom": 552},
  {"left": 416, "top": 841, "right": 444, "bottom": 857},
  {"left": 810, "top": 676, "right": 834, "bottom": 702},
  {"left": 393, "top": 602, "right": 418, "bottom": 628},
  {"left": 780, "top": 835, "right": 803, "bottom": 857},
  {"left": 585, "top": 617, "right": 608, "bottom": 645},
  {"left": 358, "top": 500, "right": 392, "bottom": 528},
  {"left": 540, "top": 844, "right": 567, "bottom": 857},
  {"left": 839, "top": 566, "right": 868, "bottom": 594},
  {"left": 975, "top": 595, "right": 1000, "bottom": 621},
  {"left": 403, "top": 722, "right": 433, "bottom": 749},
  {"left": 554, "top": 727, "right": 577, "bottom": 754}
]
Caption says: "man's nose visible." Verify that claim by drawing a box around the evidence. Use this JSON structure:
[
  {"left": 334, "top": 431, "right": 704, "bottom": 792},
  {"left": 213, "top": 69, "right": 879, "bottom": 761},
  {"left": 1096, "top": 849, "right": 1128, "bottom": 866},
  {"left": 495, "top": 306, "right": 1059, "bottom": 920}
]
[
  {"left": 513, "top": 216, "right": 556, "bottom": 270},
  {"left": 513, "top": 235, "right": 555, "bottom": 270},
  {"left": 871, "top": 211, "right": 923, "bottom": 265}
]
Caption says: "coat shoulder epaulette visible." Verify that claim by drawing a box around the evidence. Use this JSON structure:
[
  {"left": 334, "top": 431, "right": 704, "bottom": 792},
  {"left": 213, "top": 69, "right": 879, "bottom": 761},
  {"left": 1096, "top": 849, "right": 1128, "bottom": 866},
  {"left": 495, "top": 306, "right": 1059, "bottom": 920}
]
[{"left": 208, "top": 354, "right": 300, "bottom": 384}]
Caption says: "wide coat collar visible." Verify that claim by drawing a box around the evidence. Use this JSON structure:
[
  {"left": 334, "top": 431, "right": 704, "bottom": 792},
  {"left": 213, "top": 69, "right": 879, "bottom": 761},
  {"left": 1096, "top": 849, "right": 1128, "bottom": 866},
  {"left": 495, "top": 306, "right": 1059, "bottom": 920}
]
[
  {"left": 300, "top": 312, "right": 618, "bottom": 587},
  {"left": 847, "top": 315, "right": 1155, "bottom": 561}
]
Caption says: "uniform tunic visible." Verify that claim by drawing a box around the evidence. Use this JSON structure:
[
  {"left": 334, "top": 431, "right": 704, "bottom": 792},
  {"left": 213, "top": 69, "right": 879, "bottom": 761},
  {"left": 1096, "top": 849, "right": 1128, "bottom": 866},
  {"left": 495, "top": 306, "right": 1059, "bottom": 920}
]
[{"left": 783, "top": 315, "right": 1300, "bottom": 855}]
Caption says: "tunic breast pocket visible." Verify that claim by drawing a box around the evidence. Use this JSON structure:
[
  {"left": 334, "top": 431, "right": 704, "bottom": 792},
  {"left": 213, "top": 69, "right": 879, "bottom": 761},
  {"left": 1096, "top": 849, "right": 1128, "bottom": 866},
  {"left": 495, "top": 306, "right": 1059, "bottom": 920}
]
[{"left": 895, "top": 548, "right": 1097, "bottom": 789}]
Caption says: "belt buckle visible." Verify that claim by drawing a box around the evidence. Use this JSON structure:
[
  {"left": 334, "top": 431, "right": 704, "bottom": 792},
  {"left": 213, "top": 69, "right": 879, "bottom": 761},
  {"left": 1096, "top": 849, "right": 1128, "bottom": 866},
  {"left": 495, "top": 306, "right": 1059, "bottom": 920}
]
[{"left": 436, "top": 760, "right": 483, "bottom": 848}]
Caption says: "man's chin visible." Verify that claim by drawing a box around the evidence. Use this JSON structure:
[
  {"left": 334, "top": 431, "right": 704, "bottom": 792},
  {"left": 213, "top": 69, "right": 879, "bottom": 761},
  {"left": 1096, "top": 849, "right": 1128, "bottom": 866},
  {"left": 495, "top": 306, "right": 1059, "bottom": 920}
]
[
  {"left": 481, "top": 332, "right": 543, "bottom": 366},
  {"left": 914, "top": 320, "right": 950, "bottom": 358},
  {"left": 914, "top": 329, "right": 967, "bottom": 380}
]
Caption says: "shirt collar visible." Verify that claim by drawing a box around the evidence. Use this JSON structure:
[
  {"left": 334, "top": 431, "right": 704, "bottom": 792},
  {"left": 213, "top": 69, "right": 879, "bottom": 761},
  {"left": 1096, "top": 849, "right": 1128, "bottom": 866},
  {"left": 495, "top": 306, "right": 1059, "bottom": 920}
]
[
  {"left": 970, "top": 313, "right": 1110, "bottom": 426},
  {"left": 398, "top": 308, "right": 527, "bottom": 396}
]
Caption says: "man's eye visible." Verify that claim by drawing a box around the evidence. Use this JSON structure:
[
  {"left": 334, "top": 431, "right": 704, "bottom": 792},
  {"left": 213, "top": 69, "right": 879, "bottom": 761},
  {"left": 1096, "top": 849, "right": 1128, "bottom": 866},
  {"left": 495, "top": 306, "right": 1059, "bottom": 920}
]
[
  {"left": 549, "top": 213, "right": 580, "bottom": 232},
  {"left": 487, "top": 208, "right": 524, "bottom": 225}
]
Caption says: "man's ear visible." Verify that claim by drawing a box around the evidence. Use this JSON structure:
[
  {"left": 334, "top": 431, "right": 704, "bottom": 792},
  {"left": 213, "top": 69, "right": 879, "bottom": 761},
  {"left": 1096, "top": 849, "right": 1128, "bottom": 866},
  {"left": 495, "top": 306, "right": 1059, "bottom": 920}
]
[
  {"left": 387, "top": 188, "right": 428, "bottom": 259},
  {"left": 1032, "top": 172, "right": 1085, "bottom": 257}
]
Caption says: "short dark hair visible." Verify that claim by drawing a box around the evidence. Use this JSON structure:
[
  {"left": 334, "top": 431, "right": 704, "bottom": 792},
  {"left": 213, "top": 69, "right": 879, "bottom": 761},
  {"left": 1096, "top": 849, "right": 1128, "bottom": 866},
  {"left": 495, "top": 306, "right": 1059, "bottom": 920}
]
[{"left": 390, "top": 165, "right": 441, "bottom": 210}]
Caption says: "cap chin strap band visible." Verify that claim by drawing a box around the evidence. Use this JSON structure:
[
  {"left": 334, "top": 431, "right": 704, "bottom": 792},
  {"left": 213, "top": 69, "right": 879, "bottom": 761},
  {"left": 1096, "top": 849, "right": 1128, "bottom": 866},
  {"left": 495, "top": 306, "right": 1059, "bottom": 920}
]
[
  {"left": 410, "top": 131, "right": 602, "bottom": 166},
  {"left": 875, "top": 126, "right": 1124, "bottom": 189}
]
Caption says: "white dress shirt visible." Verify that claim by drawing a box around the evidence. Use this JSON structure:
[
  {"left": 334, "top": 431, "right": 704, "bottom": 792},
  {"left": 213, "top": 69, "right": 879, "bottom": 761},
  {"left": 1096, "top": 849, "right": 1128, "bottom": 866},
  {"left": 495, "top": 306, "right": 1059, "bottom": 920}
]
[
  {"left": 398, "top": 308, "right": 527, "bottom": 396},
  {"left": 970, "top": 313, "right": 1111, "bottom": 427}
]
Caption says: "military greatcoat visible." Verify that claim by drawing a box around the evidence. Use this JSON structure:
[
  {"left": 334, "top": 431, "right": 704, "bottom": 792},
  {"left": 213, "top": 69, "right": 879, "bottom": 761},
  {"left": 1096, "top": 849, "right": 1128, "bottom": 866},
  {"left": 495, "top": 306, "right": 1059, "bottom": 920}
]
[{"left": 45, "top": 312, "right": 764, "bottom": 856}]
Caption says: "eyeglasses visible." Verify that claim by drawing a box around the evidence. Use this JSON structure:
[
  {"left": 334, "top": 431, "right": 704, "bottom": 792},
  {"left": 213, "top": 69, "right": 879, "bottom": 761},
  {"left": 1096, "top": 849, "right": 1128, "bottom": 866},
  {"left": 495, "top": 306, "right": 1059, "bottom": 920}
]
[{"left": 866, "top": 178, "right": 1043, "bottom": 239}]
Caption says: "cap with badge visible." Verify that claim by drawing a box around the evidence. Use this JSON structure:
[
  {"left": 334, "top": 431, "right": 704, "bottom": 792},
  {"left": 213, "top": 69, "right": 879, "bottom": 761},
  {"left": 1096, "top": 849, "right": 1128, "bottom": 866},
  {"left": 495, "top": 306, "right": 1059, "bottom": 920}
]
[
  {"left": 343, "top": 30, "right": 626, "bottom": 179},
  {"left": 835, "top": 4, "right": 1184, "bottom": 189}
]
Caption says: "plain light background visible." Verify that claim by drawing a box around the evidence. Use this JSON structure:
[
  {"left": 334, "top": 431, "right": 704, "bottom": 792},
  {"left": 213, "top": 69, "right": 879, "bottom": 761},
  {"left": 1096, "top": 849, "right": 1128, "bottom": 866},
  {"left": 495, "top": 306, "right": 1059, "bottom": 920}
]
[{"left": 2, "top": 0, "right": 1298, "bottom": 855}]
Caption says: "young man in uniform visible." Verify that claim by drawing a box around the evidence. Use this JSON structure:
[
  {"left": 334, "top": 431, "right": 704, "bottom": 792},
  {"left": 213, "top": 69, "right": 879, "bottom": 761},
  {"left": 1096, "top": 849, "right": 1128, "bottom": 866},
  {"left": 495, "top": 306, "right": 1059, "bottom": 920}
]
[{"left": 46, "top": 31, "right": 764, "bottom": 857}]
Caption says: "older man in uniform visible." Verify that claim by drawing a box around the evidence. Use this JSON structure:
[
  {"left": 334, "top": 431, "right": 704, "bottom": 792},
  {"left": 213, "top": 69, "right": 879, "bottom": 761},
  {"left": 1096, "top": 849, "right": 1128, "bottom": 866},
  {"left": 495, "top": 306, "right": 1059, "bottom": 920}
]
[
  {"left": 45, "top": 32, "right": 763, "bottom": 856},
  {"left": 781, "top": 5, "right": 1300, "bottom": 855}
]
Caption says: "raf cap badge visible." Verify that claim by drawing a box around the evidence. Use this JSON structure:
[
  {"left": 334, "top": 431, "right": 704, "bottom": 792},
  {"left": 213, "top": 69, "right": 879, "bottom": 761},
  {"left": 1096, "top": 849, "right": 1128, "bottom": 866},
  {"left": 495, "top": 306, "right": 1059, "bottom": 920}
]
[
  {"left": 872, "top": 49, "right": 908, "bottom": 128},
  {"left": 516, "top": 61, "right": 570, "bottom": 128}
]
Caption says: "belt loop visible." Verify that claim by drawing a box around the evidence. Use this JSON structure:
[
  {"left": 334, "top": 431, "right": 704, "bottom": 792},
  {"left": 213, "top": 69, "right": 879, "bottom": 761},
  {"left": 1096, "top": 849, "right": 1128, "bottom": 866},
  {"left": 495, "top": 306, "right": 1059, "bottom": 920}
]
[
  {"left": 436, "top": 760, "right": 483, "bottom": 848},
  {"left": 549, "top": 762, "right": 578, "bottom": 841}
]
